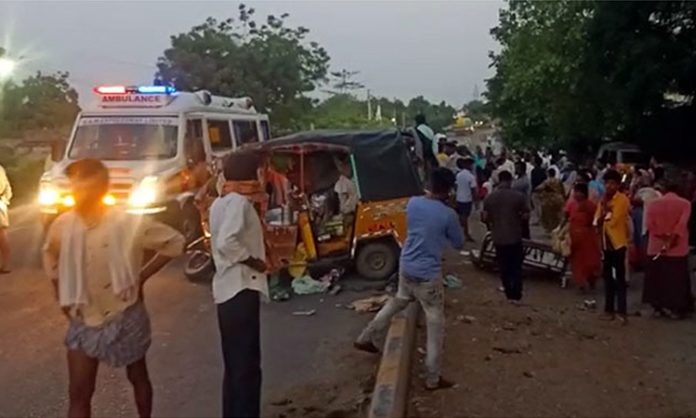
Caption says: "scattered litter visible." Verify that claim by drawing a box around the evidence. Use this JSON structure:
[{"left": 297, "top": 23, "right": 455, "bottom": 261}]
[
  {"left": 292, "top": 309, "right": 316, "bottom": 316},
  {"left": 271, "top": 398, "right": 292, "bottom": 407},
  {"left": 502, "top": 322, "right": 517, "bottom": 331},
  {"left": 292, "top": 275, "right": 331, "bottom": 295},
  {"left": 492, "top": 340, "right": 530, "bottom": 354},
  {"left": 417, "top": 347, "right": 426, "bottom": 355},
  {"left": 444, "top": 274, "right": 463, "bottom": 289},
  {"left": 460, "top": 250, "right": 471, "bottom": 257},
  {"left": 329, "top": 284, "right": 343, "bottom": 296},
  {"left": 349, "top": 295, "right": 390, "bottom": 313},
  {"left": 523, "top": 371, "right": 535, "bottom": 378},
  {"left": 583, "top": 299, "right": 597, "bottom": 310},
  {"left": 269, "top": 275, "right": 291, "bottom": 302},
  {"left": 320, "top": 268, "right": 345, "bottom": 284}
]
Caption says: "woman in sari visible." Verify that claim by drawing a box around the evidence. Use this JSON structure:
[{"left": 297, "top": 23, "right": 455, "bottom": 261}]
[
  {"left": 565, "top": 183, "right": 601, "bottom": 291},
  {"left": 535, "top": 168, "right": 566, "bottom": 233}
]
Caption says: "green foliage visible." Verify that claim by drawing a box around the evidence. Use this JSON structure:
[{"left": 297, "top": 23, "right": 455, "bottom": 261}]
[
  {"left": 404, "top": 96, "right": 456, "bottom": 132},
  {"left": 308, "top": 93, "right": 456, "bottom": 132},
  {"left": 311, "top": 94, "right": 391, "bottom": 129},
  {"left": 488, "top": 0, "right": 696, "bottom": 156},
  {"left": 327, "top": 69, "right": 364, "bottom": 95},
  {"left": 157, "top": 4, "right": 330, "bottom": 132},
  {"left": 0, "top": 71, "right": 80, "bottom": 136},
  {"left": 462, "top": 99, "right": 490, "bottom": 122}
]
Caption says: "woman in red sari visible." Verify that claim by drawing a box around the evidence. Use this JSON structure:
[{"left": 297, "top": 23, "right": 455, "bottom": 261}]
[{"left": 565, "top": 182, "right": 601, "bottom": 291}]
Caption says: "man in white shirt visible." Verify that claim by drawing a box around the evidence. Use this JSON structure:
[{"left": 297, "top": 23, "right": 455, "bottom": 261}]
[
  {"left": 0, "top": 164, "right": 11, "bottom": 274},
  {"left": 210, "top": 151, "right": 268, "bottom": 418},
  {"left": 455, "top": 157, "right": 477, "bottom": 242}
]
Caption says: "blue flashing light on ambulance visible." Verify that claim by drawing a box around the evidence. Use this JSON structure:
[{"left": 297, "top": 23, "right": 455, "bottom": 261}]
[{"left": 38, "top": 84, "right": 271, "bottom": 242}]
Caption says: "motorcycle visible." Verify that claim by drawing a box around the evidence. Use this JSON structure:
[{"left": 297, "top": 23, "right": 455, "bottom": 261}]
[{"left": 183, "top": 192, "right": 215, "bottom": 282}]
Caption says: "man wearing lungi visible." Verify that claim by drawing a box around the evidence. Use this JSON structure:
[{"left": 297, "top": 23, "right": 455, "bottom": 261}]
[{"left": 43, "top": 159, "right": 185, "bottom": 418}]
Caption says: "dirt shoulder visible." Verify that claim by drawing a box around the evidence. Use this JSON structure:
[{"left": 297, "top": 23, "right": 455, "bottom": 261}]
[{"left": 409, "top": 251, "right": 696, "bottom": 418}]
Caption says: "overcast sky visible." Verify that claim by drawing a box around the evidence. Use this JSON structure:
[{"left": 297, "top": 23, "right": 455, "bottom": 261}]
[{"left": 0, "top": 0, "right": 503, "bottom": 106}]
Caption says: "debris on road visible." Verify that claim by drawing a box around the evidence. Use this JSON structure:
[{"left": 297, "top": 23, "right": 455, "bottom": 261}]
[
  {"left": 292, "top": 275, "right": 331, "bottom": 295},
  {"left": 271, "top": 398, "right": 293, "bottom": 407},
  {"left": 349, "top": 295, "right": 390, "bottom": 313},
  {"left": 492, "top": 340, "right": 530, "bottom": 354},
  {"left": 329, "top": 284, "right": 343, "bottom": 296},
  {"left": 456, "top": 314, "right": 477, "bottom": 324},
  {"left": 292, "top": 309, "right": 317, "bottom": 316},
  {"left": 444, "top": 274, "right": 463, "bottom": 289},
  {"left": 523, "top": 371, "right": 536, "bottom": 378}
]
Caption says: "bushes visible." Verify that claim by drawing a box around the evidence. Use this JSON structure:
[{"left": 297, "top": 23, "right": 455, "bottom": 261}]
[{"left": 1, "top": 153, "right": 46, "bottom": 206}]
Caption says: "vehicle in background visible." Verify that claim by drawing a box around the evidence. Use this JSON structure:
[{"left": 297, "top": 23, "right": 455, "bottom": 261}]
[
  {"left": 596, "top": 142, "right": 648, "bottom": 171},
  {"left": 37, "top": 84, "right": 270, "bottom": 245}
]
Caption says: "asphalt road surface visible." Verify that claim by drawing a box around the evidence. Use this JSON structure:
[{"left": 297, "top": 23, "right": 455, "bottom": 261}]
[{"left": 0, "top": 205, "right": 378, "bottom": 417}]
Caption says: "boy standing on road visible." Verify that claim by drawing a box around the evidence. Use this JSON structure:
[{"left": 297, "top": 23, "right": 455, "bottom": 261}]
[
  {"left": 455, "top": 157, "right": 477, "bottom": 242},
  {"left": 482, "top": 170, "right": 530, "bottom": 303},
  {"left": 595, "top": 169, "right": 631, "bottom": 324},
  {"left": 354, "top": 167, "right": 464, "bottom": 391},
  {"left": 42, "top": 159, "right": 185, "bottom": 418},
  {"left": 210, "top": 151, "right": 269, "bottom": 418},
  {"left": 0, "top": 163, "right": 12, "bottom": 274}
]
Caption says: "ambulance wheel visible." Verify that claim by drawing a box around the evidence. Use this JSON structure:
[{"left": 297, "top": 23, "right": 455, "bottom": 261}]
[
  {"left": 356, "top": 241, "right": 398, "bottom": 281},
  {"left": 184, "top": 250, "right": 215, "bottom": 282}
]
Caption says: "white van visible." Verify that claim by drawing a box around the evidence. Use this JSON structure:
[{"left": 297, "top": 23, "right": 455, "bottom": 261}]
[{"left": 38, "top": 85, "right": 270, "bottom": 241}]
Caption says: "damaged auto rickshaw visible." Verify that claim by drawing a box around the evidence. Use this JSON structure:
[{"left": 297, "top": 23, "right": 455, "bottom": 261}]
[{"left": 183, "top": 130, "right": 423, "bottom": 282}]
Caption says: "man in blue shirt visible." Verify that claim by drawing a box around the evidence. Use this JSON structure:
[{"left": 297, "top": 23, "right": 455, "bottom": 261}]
[{"left": 354, "top": 167, "right": 464, "bottom": 391}]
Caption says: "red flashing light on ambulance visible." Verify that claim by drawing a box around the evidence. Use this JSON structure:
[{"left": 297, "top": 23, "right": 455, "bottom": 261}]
[{"left": 94, "top": 85, "right": 177, "bottom": 95}]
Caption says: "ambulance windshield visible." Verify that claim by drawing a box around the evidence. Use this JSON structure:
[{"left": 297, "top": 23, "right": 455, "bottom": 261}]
[{"left": 68, "top": 116, "right": 178, "bottom": 161}]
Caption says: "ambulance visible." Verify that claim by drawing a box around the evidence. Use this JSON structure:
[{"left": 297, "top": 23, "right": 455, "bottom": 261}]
[{"left": 38, "top": 85, "right": 270, "bottom": 242}]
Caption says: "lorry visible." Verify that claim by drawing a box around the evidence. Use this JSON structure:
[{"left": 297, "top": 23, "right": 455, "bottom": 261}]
[{"left": 37, "top": 84, "right": 270, "bottom": 244}]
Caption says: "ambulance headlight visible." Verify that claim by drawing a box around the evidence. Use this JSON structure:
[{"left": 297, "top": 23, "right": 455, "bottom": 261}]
[
  {"left": 128, "top": 176, "right": 159, "bottom": 208},
  {"left": 38, "top": 183, "right": 60, "bottom": 206}
]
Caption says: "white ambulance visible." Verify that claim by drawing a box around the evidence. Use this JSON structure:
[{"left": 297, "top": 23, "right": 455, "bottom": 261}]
[{"left": 38, "top": 84, "right": 270, "bottom": 241}]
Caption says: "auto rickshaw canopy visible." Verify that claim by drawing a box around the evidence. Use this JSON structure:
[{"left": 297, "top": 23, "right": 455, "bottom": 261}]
[{"left": 258, "top": 130, "right": 423, "bottom": 202}]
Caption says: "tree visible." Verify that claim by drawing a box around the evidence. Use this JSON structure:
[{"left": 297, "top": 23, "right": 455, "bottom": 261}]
[
  {"left": 311, "top": 93, "right": 391, "bottom": 129},
  {"left": 326, "top": 69, "right": 364, "bottom": 95},
  {"left": 406, "top": 96, "right": 456, "bottom": 132},
  {"left": 463, "top": 99, "right": 490, "bottom": 122},
  {"left": 157, "top": 4, "right": 330, "bottom": 132},
  {"left": 0, "top": 71, "right": 80, "bottom": 136},
  {"left": 488, "top": 1, "right": 696, "bottom": 158},
  {"left": 487, "top": 0, "right": 595, "bottom": 150}
]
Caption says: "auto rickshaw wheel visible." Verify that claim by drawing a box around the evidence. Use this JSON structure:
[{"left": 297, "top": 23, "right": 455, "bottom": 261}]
[{"left": 355, "top": 241, "right": 398, "bottom": 281}]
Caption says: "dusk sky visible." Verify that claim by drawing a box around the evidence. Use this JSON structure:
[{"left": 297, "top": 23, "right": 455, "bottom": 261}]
[{"left": 1, "top": 0, "right": 503, "bottom": 106}]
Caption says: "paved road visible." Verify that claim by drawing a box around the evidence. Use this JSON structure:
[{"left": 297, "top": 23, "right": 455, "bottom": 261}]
[{"left": 0, "top": 204, "right": 378, "bottom": 417}]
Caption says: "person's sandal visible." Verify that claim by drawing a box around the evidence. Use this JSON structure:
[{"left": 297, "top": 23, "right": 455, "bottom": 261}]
[
  {"left": 425, "top": 377, "right": 456, "bottom": 391},
  {"left": 353, "top": 341, "right": 380, "bottom": 354}
]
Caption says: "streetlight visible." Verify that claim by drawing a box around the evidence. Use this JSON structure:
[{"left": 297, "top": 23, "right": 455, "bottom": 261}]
[{"left": 0, "top": 58, "right": 16, "bottom": 79}]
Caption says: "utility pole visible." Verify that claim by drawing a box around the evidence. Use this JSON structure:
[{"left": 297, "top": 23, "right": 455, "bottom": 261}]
[{"left": 366, "top": 89, "right": 372, "bottom": 120}]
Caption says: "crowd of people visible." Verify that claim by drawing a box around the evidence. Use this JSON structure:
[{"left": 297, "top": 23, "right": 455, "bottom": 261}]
[
  {"left": 356, "top": 127, "right": 696, "bottom": 394},
  {"left": 431, "top": 136, "right": 696, "bottom": 324}
]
